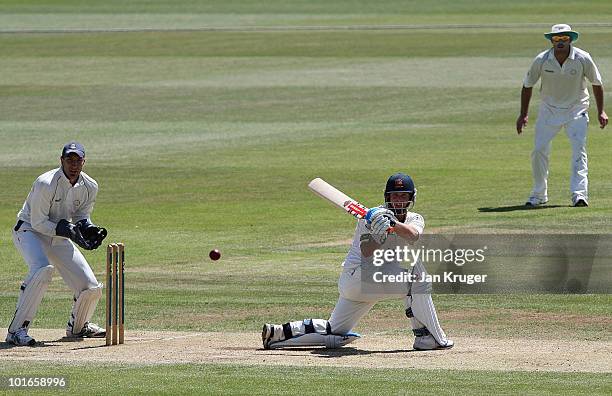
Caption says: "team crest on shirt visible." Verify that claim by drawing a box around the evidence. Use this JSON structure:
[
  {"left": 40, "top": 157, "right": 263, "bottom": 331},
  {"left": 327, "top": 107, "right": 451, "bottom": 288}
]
[{"left": 570, "top": 69, "right": 577, "bottom": 75}]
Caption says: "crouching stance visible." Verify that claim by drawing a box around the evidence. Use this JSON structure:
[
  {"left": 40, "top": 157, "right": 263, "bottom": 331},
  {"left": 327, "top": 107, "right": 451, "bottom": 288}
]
[
  {"left": 263, "top": 173, "right": 453, "bottom": 351},
  {"left": 6, "top": 142, "right": 108, "bottom": 346}
]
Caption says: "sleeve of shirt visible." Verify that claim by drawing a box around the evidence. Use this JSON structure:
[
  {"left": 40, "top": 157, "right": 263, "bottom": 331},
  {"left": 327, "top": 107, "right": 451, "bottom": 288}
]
[
  {"left": 406, "top": 213, "right": 425, "bottom": 236},
  {"left": 357, "top": 219, "right": 372, "bottom": 245},
  {"left": 72, "top": 182, "right": 98, "bottom": 223},
  {"left": 583, "top": 53, "right": 603, "bottom": 86},
  {"left": 29, "top": 180, "right": 59, "bottom": 237},
  {"left": 523, "top": 56, "right": 542, "bottom": 88}
]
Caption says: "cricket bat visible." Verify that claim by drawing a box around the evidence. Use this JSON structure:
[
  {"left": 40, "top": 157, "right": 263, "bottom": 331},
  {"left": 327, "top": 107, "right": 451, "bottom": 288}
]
[{"left": 308, "top": 178, "right": 395, "bottom": 231}]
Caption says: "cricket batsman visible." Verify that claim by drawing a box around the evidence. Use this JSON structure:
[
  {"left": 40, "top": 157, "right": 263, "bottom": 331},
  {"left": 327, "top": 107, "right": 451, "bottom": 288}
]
[
  {"left": 262, "top": 173, "right": 453, "bottom": 350},
  {"left": 6, "top": 142, "right": 108, "bottom": 346}
]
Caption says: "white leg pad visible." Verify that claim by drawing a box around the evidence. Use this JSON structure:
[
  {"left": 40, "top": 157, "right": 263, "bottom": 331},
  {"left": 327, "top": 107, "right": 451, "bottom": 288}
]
[
  {"left": 405, "top": 295, "right": 425, "bottom": 329},
  {"left": 408, "top": 293, "right": 449, "bottom": 346},
  {"left": 405, "top": 261, "right": 450, "bottom": 346},
  {"left": 289, "top": 318, "right": 329, "bottom": 336},
  {"left": 68, "top": 284, "right": 102, "bottom": 334},
  {"left": 268, "top": 332, "right": 361, "bottom": 349},
  {"left": 8, "top": 265, "right": 54, "bottom": 333}
]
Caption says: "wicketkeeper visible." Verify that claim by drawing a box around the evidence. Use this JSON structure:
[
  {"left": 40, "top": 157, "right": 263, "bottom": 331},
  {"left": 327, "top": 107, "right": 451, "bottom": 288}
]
[
  {"left": 262, "top": 173, "right": 453, "bottom": 350},
  {"left": 6, "top": 142, "right": 108, "bottom": 346}
]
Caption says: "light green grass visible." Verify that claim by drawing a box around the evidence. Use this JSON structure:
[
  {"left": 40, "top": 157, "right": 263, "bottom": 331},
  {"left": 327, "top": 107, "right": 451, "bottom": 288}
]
[
  {"left": 1, "top": 1, "right": 611, "bottom": 394},
  {"left": 0, "top": 362, "right": 610, "bottom": 396}
]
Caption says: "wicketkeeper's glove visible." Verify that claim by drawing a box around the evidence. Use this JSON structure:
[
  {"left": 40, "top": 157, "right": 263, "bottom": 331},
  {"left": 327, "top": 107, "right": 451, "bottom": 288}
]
[
  {"left": 56, "top": 219, "right": 94, "bottom": 250},
  {"left": 75, "top": 219, "right": 108, "bottom": 250}
]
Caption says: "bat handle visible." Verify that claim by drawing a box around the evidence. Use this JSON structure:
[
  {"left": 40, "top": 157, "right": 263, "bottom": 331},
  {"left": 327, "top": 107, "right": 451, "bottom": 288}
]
[{"left": 388, "top": 219, "right": 396, "bottom": 234}]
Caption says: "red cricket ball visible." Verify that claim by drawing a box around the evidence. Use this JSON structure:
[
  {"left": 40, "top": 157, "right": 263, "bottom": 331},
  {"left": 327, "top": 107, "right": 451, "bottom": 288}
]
[{"left": 209, "top": 249, "right": 221, "bottom": 261}]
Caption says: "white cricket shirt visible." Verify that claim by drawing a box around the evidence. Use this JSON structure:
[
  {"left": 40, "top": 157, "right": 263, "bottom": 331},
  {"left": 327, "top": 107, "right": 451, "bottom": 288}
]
[
  {"left": 523, "top": 46, "right": 603, "bottom": 109},
  {"left": 17, "top": 168, "right": 99, "bottom": 237}
]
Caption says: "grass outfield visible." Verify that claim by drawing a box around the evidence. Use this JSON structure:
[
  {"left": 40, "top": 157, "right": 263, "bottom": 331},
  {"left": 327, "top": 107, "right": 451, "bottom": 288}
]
[
  {"left": 1, "top": 0, "right": 612, "bottom": 29},
  {"left": 1, "top": 0, "right": 611, "bottom": 393},
  {"left": 0, "top": 363, "right": 610, "bottom": 395}
]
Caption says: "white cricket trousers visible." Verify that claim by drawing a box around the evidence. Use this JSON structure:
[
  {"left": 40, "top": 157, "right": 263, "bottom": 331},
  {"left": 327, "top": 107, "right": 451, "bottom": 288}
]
[
  {"left": 531, "top": 104, "right": 589, "bottom": 201},
  {"left": 12, "top": 222, "right": 99, "bottom": 294},
  {"left": 329, "top": 265, "right": 410, "bottom": 334}
]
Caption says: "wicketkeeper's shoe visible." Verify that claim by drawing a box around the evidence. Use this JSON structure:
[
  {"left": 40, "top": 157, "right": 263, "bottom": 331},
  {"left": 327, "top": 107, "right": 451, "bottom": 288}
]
[
  {"left": 66, "top": 322, "right": 106, "bottom": 338},
  {"left": 525, "top": 196, "right": 548, "bottom": 207},
  {"left": 5, "top": 327, "right": 36, "bottom": 346},
  {"left": 573, "top": 198, "right": 589, "bottom": 207},
  {"left": 413, "top": 334, "right": 454, "bottom": 351}
]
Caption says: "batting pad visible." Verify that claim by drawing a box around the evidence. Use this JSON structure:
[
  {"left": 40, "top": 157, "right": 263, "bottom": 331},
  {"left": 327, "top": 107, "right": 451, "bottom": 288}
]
[
  {"left": 409, "top": 293, "right": 449, "bottom": 346},
  {"left": 288, "top": 318, "right": 330, "bottom": 336},
  {"left": 405, "top": 260, "right": 449, "bottom": 345},
  {"left": 69, "top": 284, "right": 102, "bottom": 334},
  {"left": 8, "top": 265, "right": 54, "bottom": 333},
  {"left": 267, "top": 332, "right": 361, "bottom": 349}
]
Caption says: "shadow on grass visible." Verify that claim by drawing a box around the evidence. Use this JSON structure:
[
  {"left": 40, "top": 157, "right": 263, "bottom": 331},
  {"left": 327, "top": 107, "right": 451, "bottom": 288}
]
[
  {"left": 309, "top": 347, "right": 415, "bottom": 357},
  {"left": 71, "top": 344, "right": 108, "bottom": 350},
  {"left": 478, "top": 204, "right": 568, "bottom": 213},
  {"left": 54, "top": 336, "right": 108, "bottom": 350},
  {"left": 261, "top": 347, "right": 416, "bottom": 356},
  {"left": 0, "top": 341, "right": 57, "bottom": 350}
]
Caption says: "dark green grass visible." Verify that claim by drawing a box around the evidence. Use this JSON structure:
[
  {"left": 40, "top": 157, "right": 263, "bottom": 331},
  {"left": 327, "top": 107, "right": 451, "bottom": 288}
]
[
  {"left": 0, "top": 362, "right": 610, "bottom": 395},
  {"left": 2, "top": 29, "right": 611, "bottom": 57},
  {"left": 2, "top": 0, "right": 611, "bottom": 15}
]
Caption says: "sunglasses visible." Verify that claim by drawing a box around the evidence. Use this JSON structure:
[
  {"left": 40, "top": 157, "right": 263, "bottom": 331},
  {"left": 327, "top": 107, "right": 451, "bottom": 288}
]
[{"left": 551, "top": 35, "right": 571, "bottom": 42}]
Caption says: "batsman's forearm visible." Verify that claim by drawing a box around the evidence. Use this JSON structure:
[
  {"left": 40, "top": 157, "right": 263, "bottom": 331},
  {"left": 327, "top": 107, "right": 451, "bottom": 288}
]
[
  {"left": 592, "top": 85, "right": 605, "bottom": 114},
  {"left": 520, "top": 86, "right": 533, "bottom": 116}
]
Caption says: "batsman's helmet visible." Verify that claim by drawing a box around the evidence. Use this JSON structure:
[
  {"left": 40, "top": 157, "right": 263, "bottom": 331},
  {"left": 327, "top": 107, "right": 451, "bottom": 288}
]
[{"left": 384, "top": 173, "right": 417, "bottom": 212}]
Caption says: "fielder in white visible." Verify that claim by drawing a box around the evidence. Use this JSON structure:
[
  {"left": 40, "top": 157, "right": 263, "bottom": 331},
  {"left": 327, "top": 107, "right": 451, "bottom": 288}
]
[
  {"left": 6, "top": 142, "right": 108, "bottom": 346},
  {"left": 262, "top": 173, "right": 453, "bottom": 350},
  {"left": 517, "top": 24, "right": 608, "bottom": 207}
]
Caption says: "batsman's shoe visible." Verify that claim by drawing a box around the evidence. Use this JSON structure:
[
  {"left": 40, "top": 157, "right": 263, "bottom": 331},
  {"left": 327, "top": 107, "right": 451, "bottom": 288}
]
[
  {"left": 525, "top": 196, "right": 548, "bottom": 207},
  {"left": 66, "top": 322, "right": 106, "bottom": 338},
  {"left": 413, "top": 334, "right": 454, "bottom": 351},
  {"left": 262, "top": 323, "right": 276, "bottom": 349},
  {"left": 6, "top": 327, "right": 36, "bottom": 346},
  {"left": 262, "top": 323, "right": 288, "bottom": 349}
]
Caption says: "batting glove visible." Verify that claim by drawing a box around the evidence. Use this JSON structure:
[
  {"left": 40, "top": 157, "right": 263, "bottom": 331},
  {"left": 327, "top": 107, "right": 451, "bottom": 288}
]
[
  {"left": 365, "top": 207, "right": 394, "bottom": 224},
  {"left": 370, "top": 214, "right": 392, "bottom": 235}
]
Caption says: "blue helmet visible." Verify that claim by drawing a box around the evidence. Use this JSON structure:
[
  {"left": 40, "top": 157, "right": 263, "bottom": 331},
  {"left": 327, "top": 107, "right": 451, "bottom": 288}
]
[{"left": 384, "top": 173, "right": 417, "bottom": 213}]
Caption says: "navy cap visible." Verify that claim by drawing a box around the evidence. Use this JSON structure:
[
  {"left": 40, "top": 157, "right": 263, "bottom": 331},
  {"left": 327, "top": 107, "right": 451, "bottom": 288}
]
[
  {"left": 62, "top": 141, "right": 85, "bottom": 158},
  {"left": 385, "top": 173, "right": 415, "bottom": 194}
]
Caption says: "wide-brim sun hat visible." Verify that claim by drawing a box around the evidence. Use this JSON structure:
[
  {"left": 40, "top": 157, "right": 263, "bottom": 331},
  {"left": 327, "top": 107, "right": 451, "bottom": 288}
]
[{"left": 544, "top": 24, "right": 579, "bottom": 42}]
